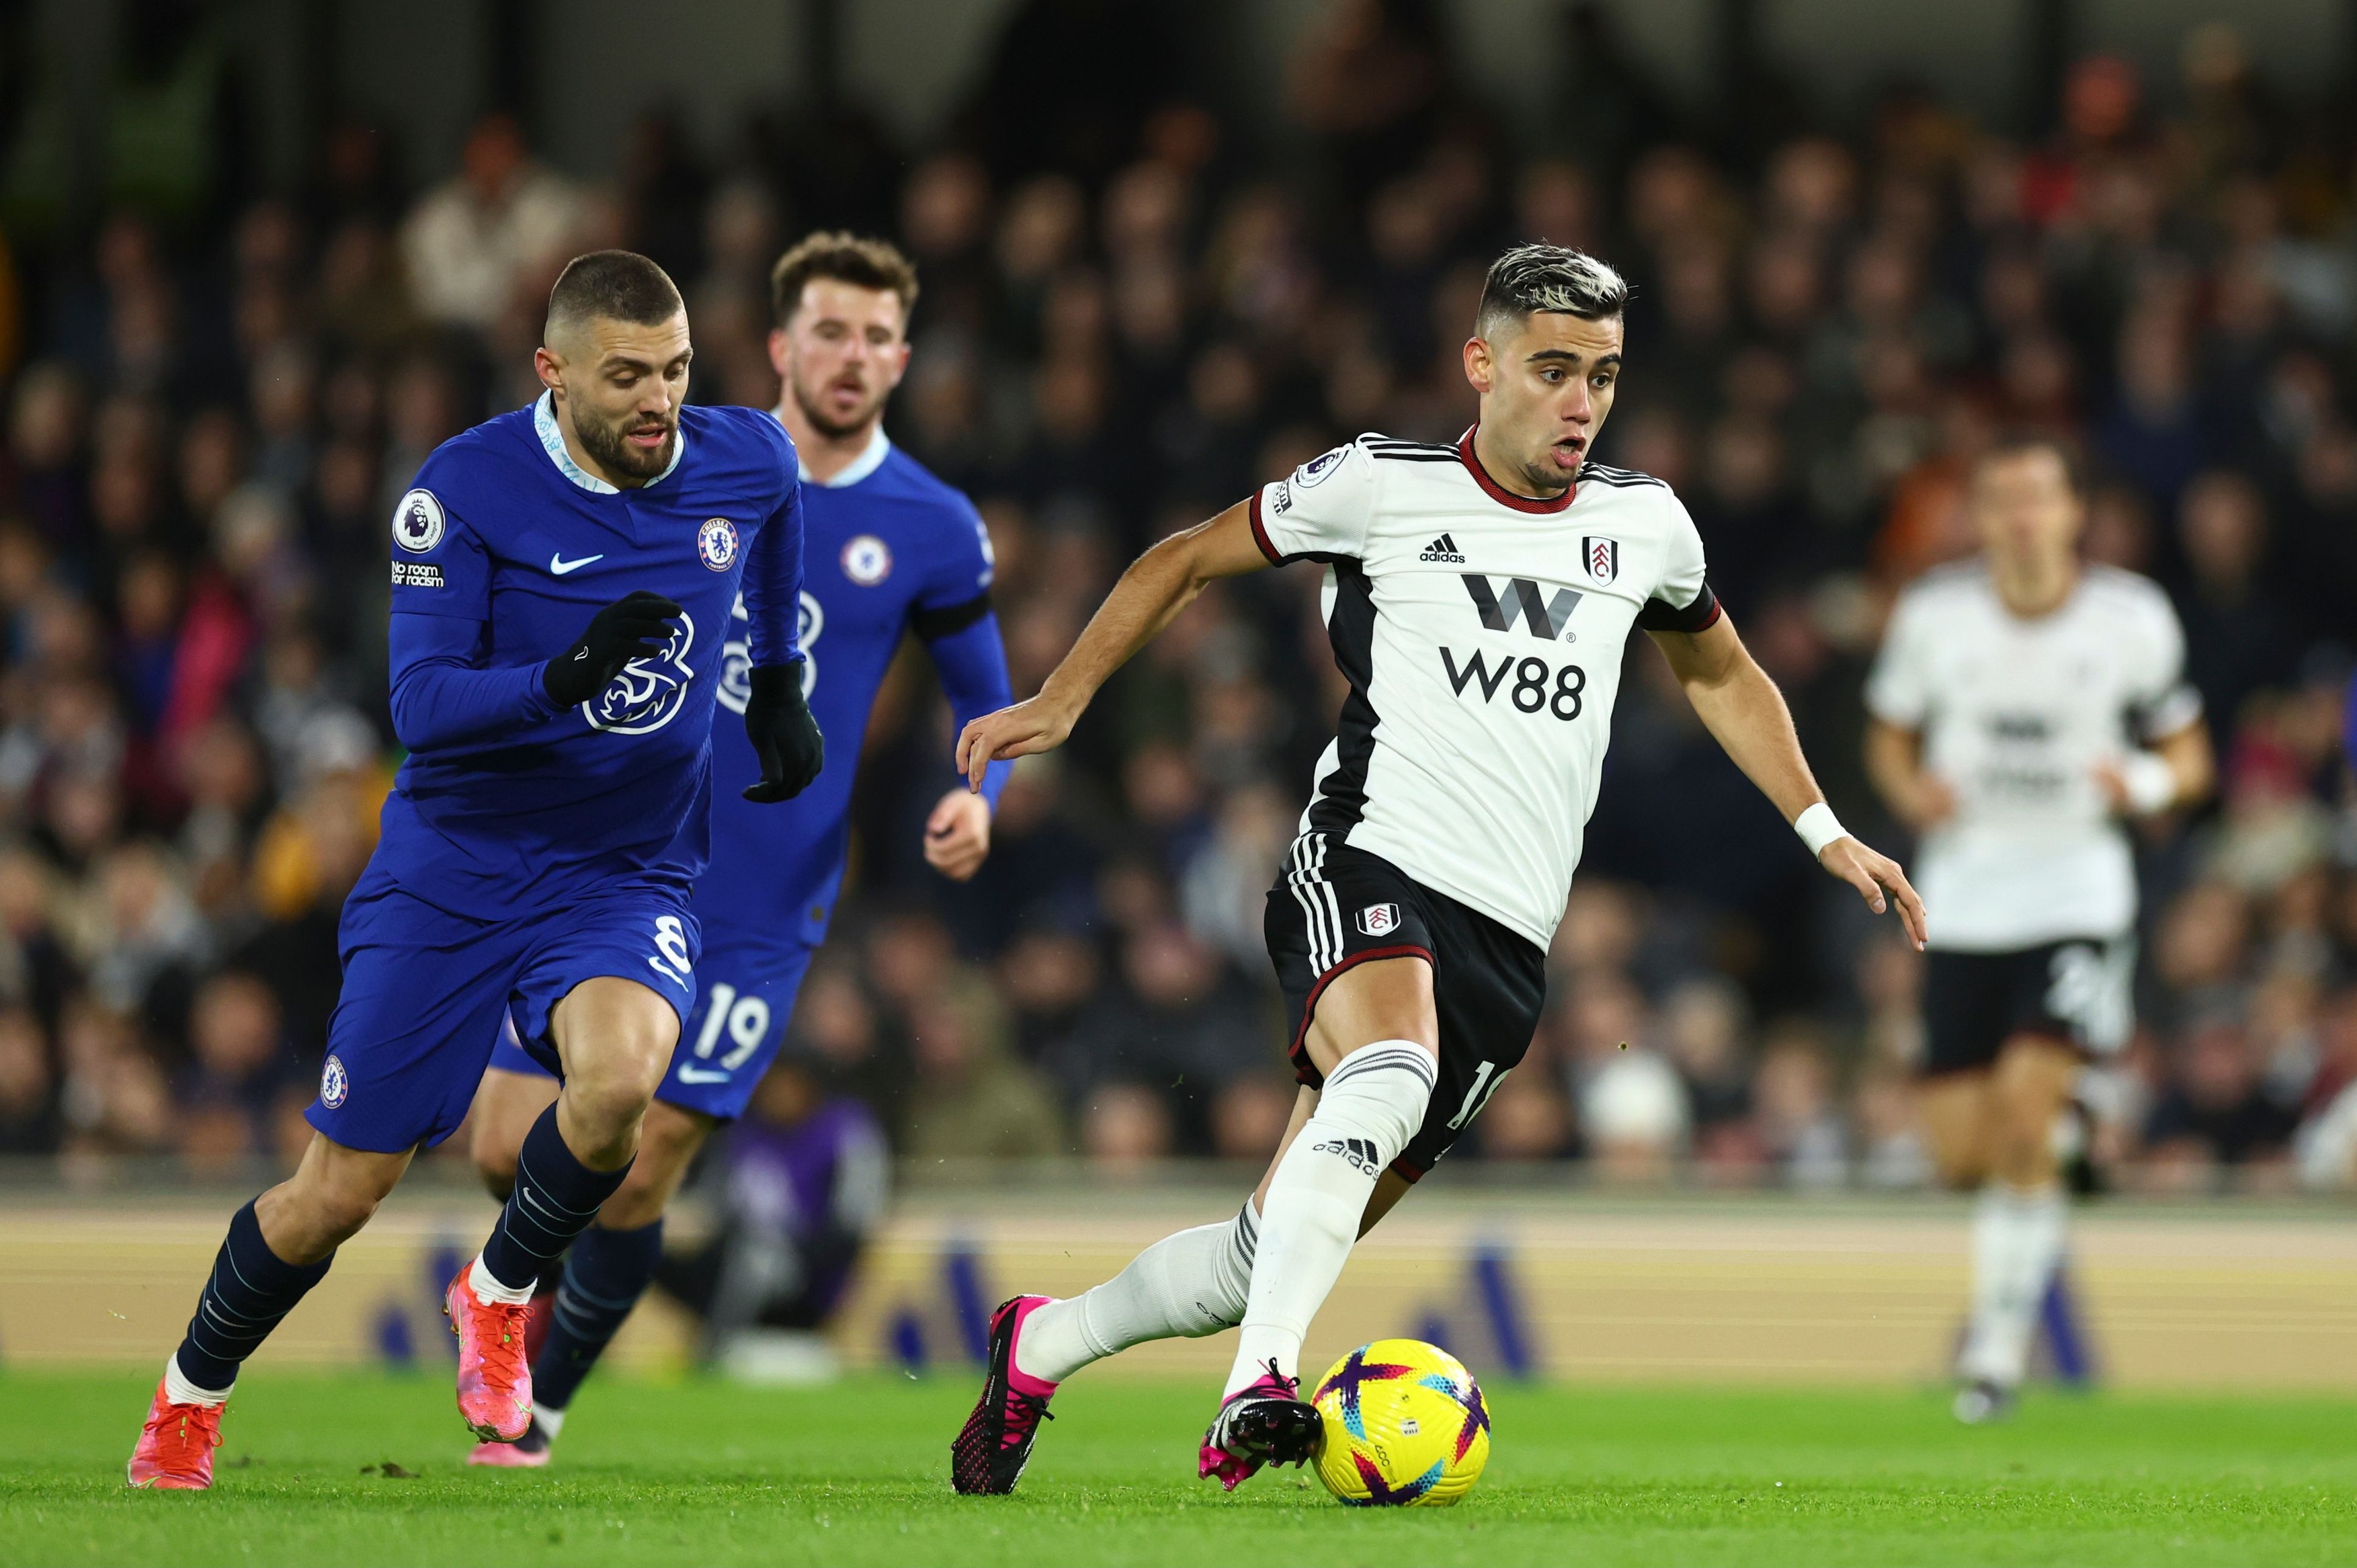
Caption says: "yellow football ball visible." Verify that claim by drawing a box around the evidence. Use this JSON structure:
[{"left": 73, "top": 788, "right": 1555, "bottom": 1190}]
[{"left": 1309, "top": 1339, "right": 1491, "bottom": 1506}]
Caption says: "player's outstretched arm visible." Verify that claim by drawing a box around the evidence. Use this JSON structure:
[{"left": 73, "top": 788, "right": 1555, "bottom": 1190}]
[
  {"left": 1650, "top": 616, "right": 1929, "bottom": 950},
  {"left": 956, "top": 499, "right": 1270, "bottom": 789}
]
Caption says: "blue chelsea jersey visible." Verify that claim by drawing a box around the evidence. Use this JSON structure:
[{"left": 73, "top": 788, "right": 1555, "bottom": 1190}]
[
  {"left": 377, "top": 395, "right": 803, "bottom": 913},
  {"left": 694, "top": 429, "right": 998, "bottom": 949}
]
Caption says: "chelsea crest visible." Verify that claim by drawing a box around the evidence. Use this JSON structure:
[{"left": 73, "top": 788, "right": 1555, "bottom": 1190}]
[{"left": 698, "top": 517, "right": 739, "bottom": 571}]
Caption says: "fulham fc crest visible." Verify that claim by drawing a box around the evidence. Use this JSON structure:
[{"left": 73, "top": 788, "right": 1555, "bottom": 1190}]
[
  {"left": 1582, "top": 536, "right": 1619, "bottom": 585},
  {"left": 1357, "top": 902, "right": 1402, "bottom": 937}
]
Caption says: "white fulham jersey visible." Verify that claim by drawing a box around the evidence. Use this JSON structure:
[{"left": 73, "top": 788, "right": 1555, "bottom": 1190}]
[
  {"left": 1864, "top": 561, "right": 2201, "bottom": 952},
  {"left": 1251, "top": 429, "right": 1719, "bottom": 950}
]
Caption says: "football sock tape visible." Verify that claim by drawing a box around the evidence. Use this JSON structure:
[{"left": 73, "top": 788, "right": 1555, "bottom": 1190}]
[
  {"left": 172, "top": 1199, "right": 335, "bottom": 1397},
  {"left": 531, "top": 1218, "right": 665, "bottom": 1411},
  {"left": 480, "top": 1104, "right": 634, "bottom": 1292}
]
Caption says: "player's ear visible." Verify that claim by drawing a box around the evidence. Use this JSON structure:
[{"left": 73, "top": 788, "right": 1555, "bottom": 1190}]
[
  {"left": 1462, "top": 336, "right": 1495, "bottom": 396},
  {"left": 533, "top": 345, "right": 565, "bottom": 396}
]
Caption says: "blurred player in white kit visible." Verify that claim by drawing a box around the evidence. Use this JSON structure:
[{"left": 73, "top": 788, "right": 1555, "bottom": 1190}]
[{"left": 1865, "top": 435, "right": 2213, "bottom": 1423}]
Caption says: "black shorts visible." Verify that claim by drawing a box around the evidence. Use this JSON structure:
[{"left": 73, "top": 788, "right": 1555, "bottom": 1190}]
[
  {"left": 1264, "top": 833, "right": 1547, "bottom": 1182},
  {"left": 1921, "top": 936, "right": 2137, "bottom": 1077}
]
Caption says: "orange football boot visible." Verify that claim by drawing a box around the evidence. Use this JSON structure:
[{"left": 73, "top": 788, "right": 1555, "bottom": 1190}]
[
  {"left": 467, "top": 1417, "right": 551, "bottom": 1468},
  {"left": 126, "top": 1378, "right": 223, "bottom": 1490},
  {"left": 444, "top": 1268, "right": 534, "bottom": 1442}
]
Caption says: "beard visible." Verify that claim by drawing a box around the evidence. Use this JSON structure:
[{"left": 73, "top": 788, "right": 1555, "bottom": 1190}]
[
  {"left": 574, "top": 403, "right": 677, "bottom": 481},
  {"left": 791, "top": 369, "right": 888, "bottom": 442}
]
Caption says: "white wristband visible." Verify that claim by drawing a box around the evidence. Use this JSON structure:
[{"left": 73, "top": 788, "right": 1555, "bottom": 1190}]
[
  {"left": 2118, "top": 751, "right": 2177, "bottom": 815},
  {"left": 1794, "top": 802, "right": 1848, "bottom": 858}
]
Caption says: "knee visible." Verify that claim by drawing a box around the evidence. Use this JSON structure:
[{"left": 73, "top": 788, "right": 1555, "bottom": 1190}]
[
  {"left": 1987, "top": 1058, "right": 2068, "bottom": 1168},
  {"left": 554, "top": 991, "right": 677, "bottom": 1132},
  {"left": 566, "top": 1058, "right": 666, "bottom": 1135},
  {"left": 1989, "top": 1075, "right": 2060, "bottom": 1137},
  {"left": 1921, "top": 1113, "right": 1985, "bottom": 1190},
  {"left": 1318, "top": 1042, "right": 1436, "bottom": 1154},
  {"left": 474, "top": 1160, "right": 516, "bottom": 1202},
  {"left": 1931, "top": 1148, "right": 1985, "bottom": 1192},
  {"left": 1984, "top": 1104, "right": 2053, "bottom": 1179},
  {"left": 303, "top": 1167, "right": 397, "bottom": 1243},
  {"left": 320, "top": 1188, "right": 384, "bottom": 1240},
  {"left": 470, "top": 1130, "right": 519, "bottom": 1202}
]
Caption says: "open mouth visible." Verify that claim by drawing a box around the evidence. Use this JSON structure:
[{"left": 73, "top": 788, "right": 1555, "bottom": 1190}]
[
  {"left": 1551, "top": 436, "right": 1587, "bottom": 468},
  {"left": 626, "top": 424, "right": 671, "bottom": 450}
]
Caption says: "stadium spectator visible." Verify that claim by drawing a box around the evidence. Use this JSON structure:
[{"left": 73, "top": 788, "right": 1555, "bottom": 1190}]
[
  {"left": 651, "top": 1047, "right": 888, "bottom": 1368},
  {"left": 400, "top": 114, "right": 588, "bottom": 335},
  {"left": 899, "top": 979, "right": 1065, "bottom": 1162},
  {"left": 0, "top": 1006, "right": 58, "bottom": 1153},
  {"left": 171, "top": 968, "right": 296, "bottom": 1163}
]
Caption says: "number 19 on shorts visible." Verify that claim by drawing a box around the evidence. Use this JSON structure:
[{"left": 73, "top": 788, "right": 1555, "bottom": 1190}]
[{"left": 688, "top": 982, "right": 772, "bottom": 1074}]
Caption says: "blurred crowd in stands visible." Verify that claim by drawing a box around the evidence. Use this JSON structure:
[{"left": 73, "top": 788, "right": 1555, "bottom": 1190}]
[{"left": 0, "top": 2, "right": 2350, "bottom": 1195}]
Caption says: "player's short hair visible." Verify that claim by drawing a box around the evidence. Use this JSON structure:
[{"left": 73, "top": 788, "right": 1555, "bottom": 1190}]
[
  {"left": 1975, "top": 430, "right": 2085, "bottom": 494},
  {"left": 544, "top": 250, "right": 684, "bottom": 341},
  {"left": 770, "top": 232, "right": 921, "bottom": 330},
  {"left": 1476, "top": 243, "right": 1629, "bottom": 340}
]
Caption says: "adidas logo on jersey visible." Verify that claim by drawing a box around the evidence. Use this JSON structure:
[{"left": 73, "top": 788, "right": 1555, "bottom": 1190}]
[
  {"left": 1419, "top": 534, "right": 1466, "bottom": 563},
  {"left": 1312, "top": 1135, "right": 1383, "bottom": 1175}
]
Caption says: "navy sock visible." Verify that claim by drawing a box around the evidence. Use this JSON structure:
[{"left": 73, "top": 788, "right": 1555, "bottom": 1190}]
[
  {"left": 174, "top": 1200, "right": 334, "bottom": 1392},
  {"left": 479, "top": 1104, "right": 633, "bottom": 1291},
  {"left": 531, "top": 1219, "right": 664, "bottom": 1411}
]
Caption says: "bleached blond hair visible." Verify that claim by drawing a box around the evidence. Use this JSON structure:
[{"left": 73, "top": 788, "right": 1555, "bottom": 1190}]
[{"left": 1477, "top": 243, "right": 1629, "bottom": 339}]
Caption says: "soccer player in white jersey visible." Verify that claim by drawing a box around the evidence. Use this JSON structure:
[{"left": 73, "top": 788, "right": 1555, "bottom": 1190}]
[
  {"left": 943, "top": 243, "right": 1929, "bottom": 1495},
  {"left": 1864, "top": 436, "right": 2212, "bottom": 1424}
]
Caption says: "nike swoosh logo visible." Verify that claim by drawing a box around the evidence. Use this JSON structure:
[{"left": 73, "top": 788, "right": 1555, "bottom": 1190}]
[
  {"left": 550, "top": 552, "right": 604, "bottom": 575},
  {"left": 675, "top": 1065, "right": 731, "bottom": 1084}
]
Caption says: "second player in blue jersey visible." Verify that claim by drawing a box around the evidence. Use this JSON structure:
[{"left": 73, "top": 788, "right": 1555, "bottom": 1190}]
[{"left": 467, "top": 234, "right": 1013, "bottom": 1464}]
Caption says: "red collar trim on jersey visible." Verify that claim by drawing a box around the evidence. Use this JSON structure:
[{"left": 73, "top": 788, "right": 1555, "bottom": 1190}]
[{"left": 1457, "top": 427, "right": 1576, "bottom": 513}]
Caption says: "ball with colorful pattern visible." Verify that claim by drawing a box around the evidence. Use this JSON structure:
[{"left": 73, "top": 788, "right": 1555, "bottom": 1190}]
[{"left": 1309, "top": 1339, "right": 1491, "bottom": 1506}]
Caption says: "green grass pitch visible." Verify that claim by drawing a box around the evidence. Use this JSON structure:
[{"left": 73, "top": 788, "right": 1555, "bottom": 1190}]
[{"left": 3, "top": 1371, "right": 2352, "bottom": 1566}]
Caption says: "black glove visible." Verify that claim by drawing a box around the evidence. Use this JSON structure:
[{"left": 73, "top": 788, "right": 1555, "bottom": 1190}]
[
  {"left": 544, "top": 591, "right": 684, "bottom": 709},
  {"left": 743, "top": 661, "right": 824, "bottom": 802}
]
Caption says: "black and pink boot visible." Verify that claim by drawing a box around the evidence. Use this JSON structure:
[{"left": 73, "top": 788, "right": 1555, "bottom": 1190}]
[
  {"left": 950, "top": 1296, "right": 1060, "bottom": 1495},
  {"left": 1198, "top": 1359, "right": 1321, "bottom": 1491}
]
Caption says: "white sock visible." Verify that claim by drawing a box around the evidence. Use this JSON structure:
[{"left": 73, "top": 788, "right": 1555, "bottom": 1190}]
[
  {"left": 532, "top": 1401, "right": 567, "bottom": 1439},
  {"left": 1959, "top": 1182, "right": 2065, "bottom": 1387},
  {"left": 469, "top": 1253, "right": 536, "bottom": 1307},
  {"left": 1016, "top": 1201, "right": 1259, "bottom": 1385},
  {"left": 164, "top": 1352, "right": 231, "bottom": 1408},
  {"left": 1223, "top": 1043, "right": 1433, "bottom": 1399}
]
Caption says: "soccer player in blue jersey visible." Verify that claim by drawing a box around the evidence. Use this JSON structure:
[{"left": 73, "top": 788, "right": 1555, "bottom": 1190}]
[
  {"left": 461, "top": 233, "right": 1013, "bottom": 1465},
  {"left": 127, "top": 251, "right": 826, "bottom": 1489}
]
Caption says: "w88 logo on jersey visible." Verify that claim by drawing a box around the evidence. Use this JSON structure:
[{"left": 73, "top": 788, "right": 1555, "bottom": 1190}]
[{"left": 1438, "top": 647, "right": 1586, "bottom": 720}]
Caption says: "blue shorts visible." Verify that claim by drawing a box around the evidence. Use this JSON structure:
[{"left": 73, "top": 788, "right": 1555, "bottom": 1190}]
[
  {"left": 487, "top": 934, "right": 815, "bottom": 1122},
  {"left": 308, "top": 872, "right": 701, "bottom": 1153}
]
